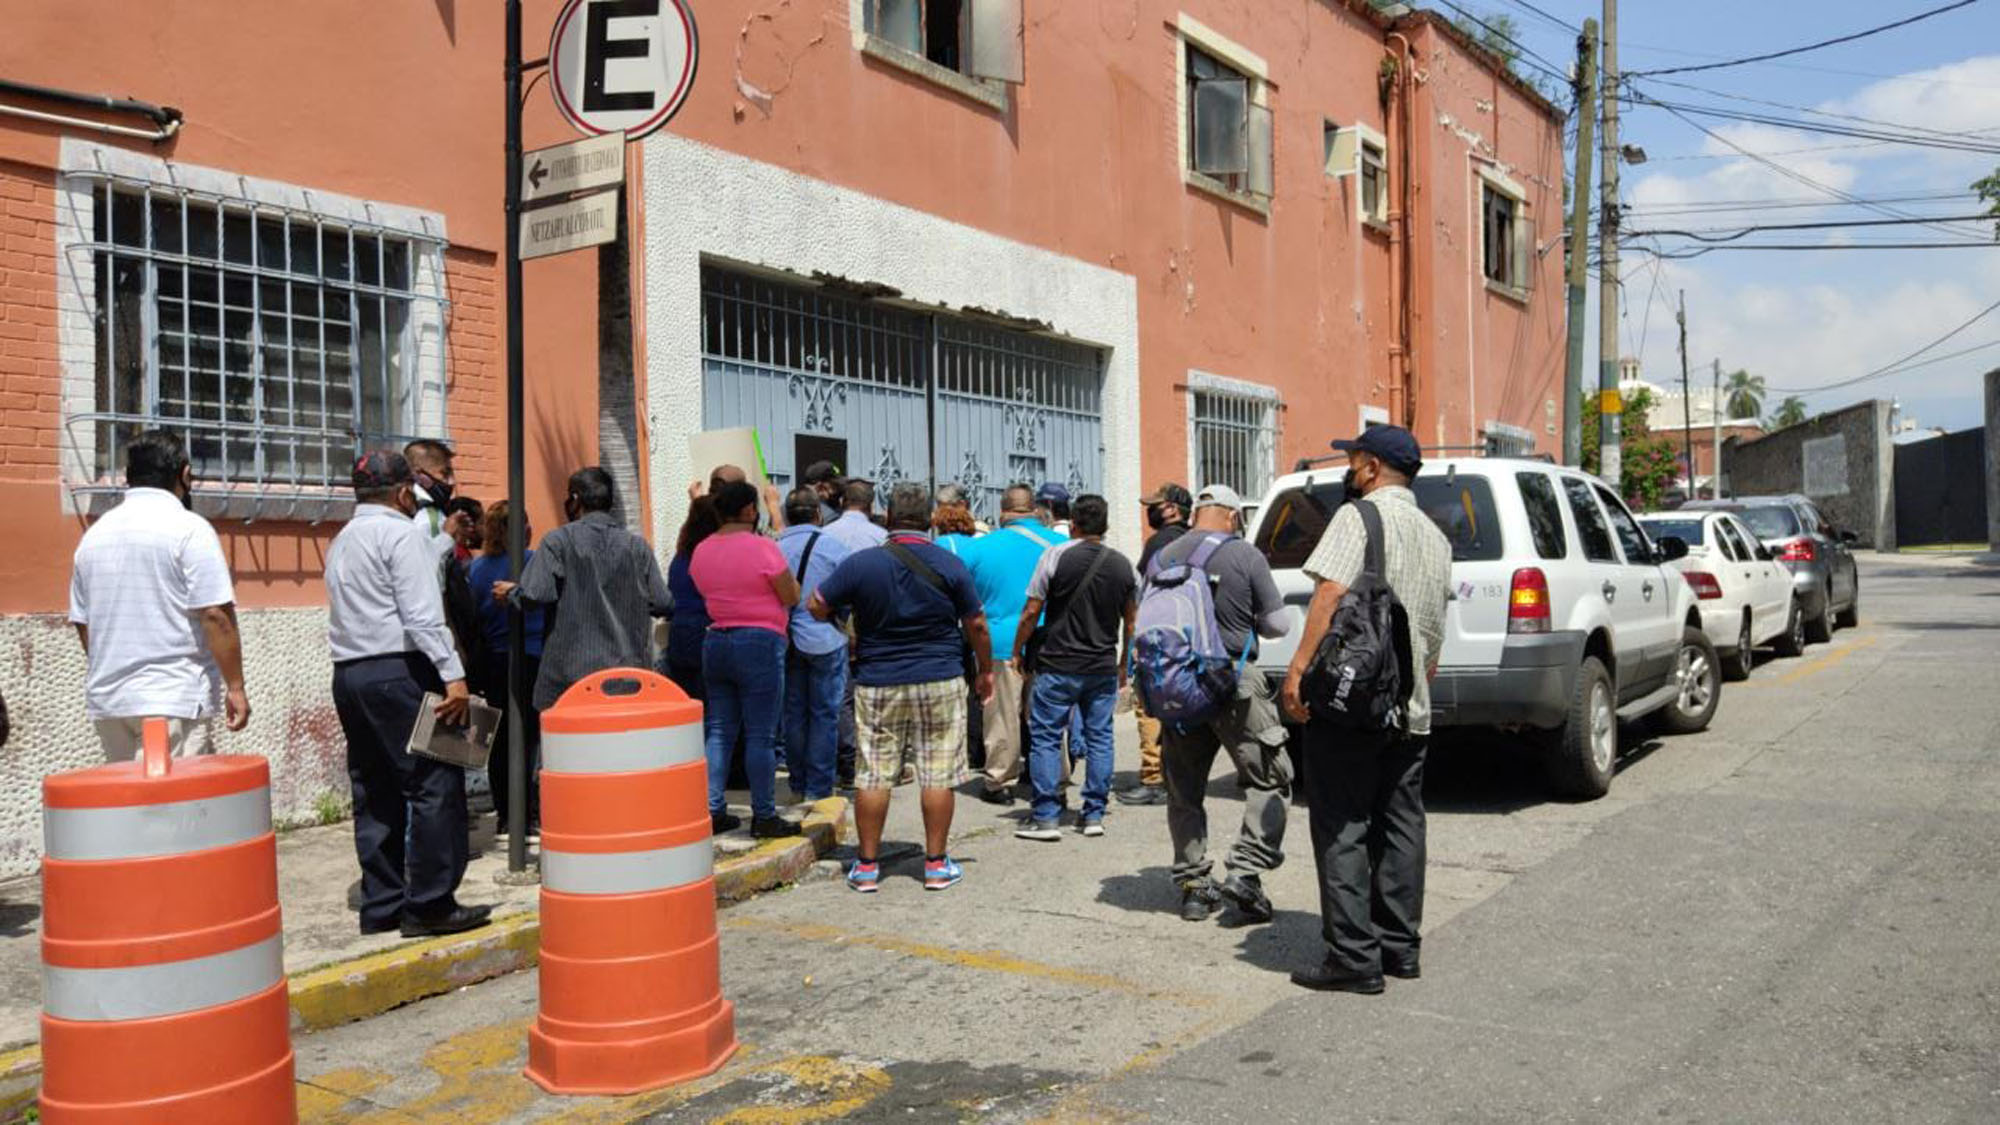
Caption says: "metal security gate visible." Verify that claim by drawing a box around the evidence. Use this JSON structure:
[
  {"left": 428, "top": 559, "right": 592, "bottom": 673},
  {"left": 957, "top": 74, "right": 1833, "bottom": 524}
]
[
  {"left": 700, "top": 265, "right": 1103, "bottom": 521},
  {"left": 1894, "top": 427, "right": 1986, "bottom": 547}
]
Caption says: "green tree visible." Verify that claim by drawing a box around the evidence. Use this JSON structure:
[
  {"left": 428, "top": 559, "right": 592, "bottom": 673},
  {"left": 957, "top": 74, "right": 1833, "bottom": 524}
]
[
  {"left": 1722, "top": 369, "right": 1765, "bottom": 421},
  {"left": 1768, "top": 397, "right": 1809, "bottom": 429},
  {"left": 1579, "top": 386, "right": 1681, "bottom": 510},
  {"left": 1975, "top": 167, "right": 2000, "bottom": 239}
]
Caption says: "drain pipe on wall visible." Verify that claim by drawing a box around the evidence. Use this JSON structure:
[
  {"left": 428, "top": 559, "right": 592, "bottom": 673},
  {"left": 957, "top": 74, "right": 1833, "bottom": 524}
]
[
  {"left": 1385, "top": 32, "right": 1418, "bottom": 430},
  {"left": 0, "top": 78, "right": 182, "bottom": 143}
]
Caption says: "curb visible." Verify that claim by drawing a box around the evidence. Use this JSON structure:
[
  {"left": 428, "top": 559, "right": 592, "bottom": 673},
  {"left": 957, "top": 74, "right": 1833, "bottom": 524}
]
[{"left": 0, "top": 797, "right": 849, "bottom": 1119}]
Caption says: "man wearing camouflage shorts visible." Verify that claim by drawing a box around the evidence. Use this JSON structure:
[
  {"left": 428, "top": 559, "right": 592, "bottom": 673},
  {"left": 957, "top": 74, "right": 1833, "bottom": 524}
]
[{"left": 812, "top": 483, "right": 994, "bottom": 893}]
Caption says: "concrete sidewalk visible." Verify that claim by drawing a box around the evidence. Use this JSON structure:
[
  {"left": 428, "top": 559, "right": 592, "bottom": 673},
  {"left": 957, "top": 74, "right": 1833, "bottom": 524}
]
[{"left": 0, "top": 792, "right": 848, "bottom": 1117}]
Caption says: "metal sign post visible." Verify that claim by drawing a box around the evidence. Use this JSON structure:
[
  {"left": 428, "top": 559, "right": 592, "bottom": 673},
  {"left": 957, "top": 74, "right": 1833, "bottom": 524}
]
[{"left": 500, "top": 0, "right": 540, "bottom": 882}]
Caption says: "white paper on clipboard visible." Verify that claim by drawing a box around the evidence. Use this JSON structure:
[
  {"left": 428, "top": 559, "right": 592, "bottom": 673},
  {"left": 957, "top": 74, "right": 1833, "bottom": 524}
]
[{"left": 687, "top": 428, "right": 770, "bottom": 488}]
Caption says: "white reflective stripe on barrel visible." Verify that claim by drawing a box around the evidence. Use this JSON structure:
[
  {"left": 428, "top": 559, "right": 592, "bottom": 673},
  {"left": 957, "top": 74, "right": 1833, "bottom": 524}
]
[
  {"left": 541, "top": 840, "right": 713, "bottom": 895},
  {"left": 542, "top": 722, "right": 703, "bottom": 775},
  {"left": 43, "top": 934, "right": 283, "bottom": 1022},
  {"left": 44, "top": 787, "right": 272, "bottom": 861}
]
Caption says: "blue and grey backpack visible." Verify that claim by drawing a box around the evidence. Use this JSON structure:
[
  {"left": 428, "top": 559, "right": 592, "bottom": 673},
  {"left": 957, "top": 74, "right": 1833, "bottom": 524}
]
[{"left": 1132, "top": 533, "right": 1249, "bottom": 728}]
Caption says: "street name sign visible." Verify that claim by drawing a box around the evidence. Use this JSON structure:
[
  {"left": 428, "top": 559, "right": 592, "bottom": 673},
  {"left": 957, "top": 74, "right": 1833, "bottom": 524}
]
[
  {"left": 522, "top": 132, "right": 626, "bottom": 205},
  {"left": 549, "top": 0, "right": 699, "bottom": 141},
  {"left": 519, "top": 188, "right": 620, "bottom": 261}
]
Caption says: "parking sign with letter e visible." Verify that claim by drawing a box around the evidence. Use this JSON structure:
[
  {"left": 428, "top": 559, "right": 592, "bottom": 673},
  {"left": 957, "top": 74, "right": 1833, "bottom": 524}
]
[{"left": 548, "top": 0, "right": 699, "bottom": 140}]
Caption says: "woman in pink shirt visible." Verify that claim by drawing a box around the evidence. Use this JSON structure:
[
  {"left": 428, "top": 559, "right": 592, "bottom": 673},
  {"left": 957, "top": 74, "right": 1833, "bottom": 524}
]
[{"left": 690, "top": 481, "right": 802, "bottom": 837}]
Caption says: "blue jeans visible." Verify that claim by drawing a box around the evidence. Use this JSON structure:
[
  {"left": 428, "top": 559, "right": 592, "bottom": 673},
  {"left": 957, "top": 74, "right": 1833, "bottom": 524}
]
[
  {"left": 702, "top": 628, "right": 787, "bottom": 820},
  {"left": 1028, "top": 672, "right": 1118, "bottom": 824},
  {"left": 784, "top": 646, "right": 848, "bottom": 801}
]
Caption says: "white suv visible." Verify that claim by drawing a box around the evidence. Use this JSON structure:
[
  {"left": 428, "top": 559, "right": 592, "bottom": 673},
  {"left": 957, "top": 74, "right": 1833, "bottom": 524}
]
[{"left": 1246, "top": 456, "right": 1721, "bottom": 798}]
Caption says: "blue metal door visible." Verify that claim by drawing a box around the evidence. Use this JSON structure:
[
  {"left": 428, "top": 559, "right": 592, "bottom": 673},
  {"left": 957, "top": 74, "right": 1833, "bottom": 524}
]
[{"left": 700, "top": 266, "right": 1103, "bottom": 521}]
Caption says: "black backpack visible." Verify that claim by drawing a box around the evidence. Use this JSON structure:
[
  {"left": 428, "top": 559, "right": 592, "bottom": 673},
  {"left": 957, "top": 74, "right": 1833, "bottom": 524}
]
[{"left": 1302, "top": 499, "right": 1414, "bottom": 731}]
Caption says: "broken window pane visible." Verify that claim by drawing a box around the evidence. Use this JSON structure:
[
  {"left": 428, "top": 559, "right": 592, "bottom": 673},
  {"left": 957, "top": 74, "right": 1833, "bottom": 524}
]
[
  {"left": 869, "top": 0, "right": 922, "bottom": 54},
  {"left": 967, "top": 0, "right": 1024, "bottom": 83},
  {"left": 1193, "top": 77, "right": 1248, "bottom": 176}
]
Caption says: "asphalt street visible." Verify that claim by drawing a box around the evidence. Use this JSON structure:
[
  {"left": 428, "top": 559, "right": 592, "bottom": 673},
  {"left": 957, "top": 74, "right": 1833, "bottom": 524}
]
[{"left": 292, "top": 553, "right": 2000, "bottom": 1123}]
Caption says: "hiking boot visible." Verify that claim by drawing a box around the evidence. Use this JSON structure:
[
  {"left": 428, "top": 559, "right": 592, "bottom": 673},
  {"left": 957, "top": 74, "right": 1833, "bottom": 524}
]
[
  {"left": 1180, "top": 883, "right": 1223, "bottom": 922},
  {"left": 1219, "top": 874, "right": 1274, "bottom": 924}
]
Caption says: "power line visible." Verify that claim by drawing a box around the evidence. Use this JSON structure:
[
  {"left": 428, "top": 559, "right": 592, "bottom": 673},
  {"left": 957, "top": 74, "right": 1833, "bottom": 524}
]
[
  {"left": 1625, "top": 0, "right": 1983, "bottom": 78},
  {"left": 1643, "top": 139, "right": 1900, "bottom": 163},
  {"left": 1496, "top": 0, "right": 1578, "bottom": 33},
  {"left": 1632, "top": 241, "right": 2000, "bottom": 259},
  {"left": 1635, "top": 75, "right": 2000, "bottom": 143},
  {"left": 1625, "top": 191, "right": 1972, "bottom": 216},
  {"left": 1625, "top": 213, "right": 1996, "bottom": 242},
  {"left": 1768, "top": 298, "right": 2000, "bottom": 393},
  {"left": 1624, "top": 93, "right": 2000, "bottom": 157},
  {"left": 1430, "top": 0, "right": 1574, "bottom": 86}
]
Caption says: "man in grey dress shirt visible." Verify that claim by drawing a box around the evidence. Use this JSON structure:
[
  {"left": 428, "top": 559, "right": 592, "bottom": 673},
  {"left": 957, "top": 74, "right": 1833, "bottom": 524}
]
[
  {"left": 493, "top": 467, "right": 672, "bottom": 711},
  {"left": 326, "top": 450, "right": 489, "bottom": 940}
]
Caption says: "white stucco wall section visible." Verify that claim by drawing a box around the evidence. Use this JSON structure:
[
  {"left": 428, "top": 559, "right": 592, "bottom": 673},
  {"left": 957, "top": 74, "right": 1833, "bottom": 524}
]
[
  {"left": 637, "top": 133, "right": 1143, "bottom": 556},
  {"left": 0, "top": 607, "right": 351, "bottom": 877}
]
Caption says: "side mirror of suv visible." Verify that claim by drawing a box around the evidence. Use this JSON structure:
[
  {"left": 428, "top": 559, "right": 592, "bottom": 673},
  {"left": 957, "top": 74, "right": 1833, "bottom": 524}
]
[
  {"left": 1654, "top": 536, "right": 1689, "bottom": 563},
  {"left": 1838, "top": 529, "right": 1859, "bottom": 545}
]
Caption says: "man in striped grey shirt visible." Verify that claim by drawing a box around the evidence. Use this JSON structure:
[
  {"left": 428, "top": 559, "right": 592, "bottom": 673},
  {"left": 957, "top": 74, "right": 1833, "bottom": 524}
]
[{"left": 1282, "top": 425, "right": 1451, "bottom": 995}]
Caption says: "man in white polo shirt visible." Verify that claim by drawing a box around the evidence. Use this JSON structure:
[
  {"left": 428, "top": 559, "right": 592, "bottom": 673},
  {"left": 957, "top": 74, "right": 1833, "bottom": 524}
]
[{"left": 69, "top": 429, "right": 250, "bottom": 760}]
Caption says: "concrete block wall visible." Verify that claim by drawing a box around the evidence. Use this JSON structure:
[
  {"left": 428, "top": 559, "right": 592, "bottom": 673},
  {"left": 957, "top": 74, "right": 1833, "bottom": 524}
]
[{"left": 1722, "top": 399, "right": 1895, "bottom": 549}]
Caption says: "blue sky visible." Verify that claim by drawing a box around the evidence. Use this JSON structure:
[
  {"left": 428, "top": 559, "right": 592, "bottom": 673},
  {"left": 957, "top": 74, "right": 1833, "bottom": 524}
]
[{"left": 1467, "top": 0, "right": 2000, "bottom": 432}]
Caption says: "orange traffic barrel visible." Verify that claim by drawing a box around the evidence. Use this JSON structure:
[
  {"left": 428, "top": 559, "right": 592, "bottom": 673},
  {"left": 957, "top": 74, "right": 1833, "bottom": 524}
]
[
  {"left": 526, "top": 669, "right": 737, "bottom": 1095},
  {"left": 39, "top": 719, "right": 294, "bottom": 1122}
]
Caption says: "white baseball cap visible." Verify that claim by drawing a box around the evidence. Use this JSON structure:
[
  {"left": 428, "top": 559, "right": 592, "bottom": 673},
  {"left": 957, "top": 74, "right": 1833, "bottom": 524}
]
[{"left": 1194, "top": 484, "right": 1244, "bottom": 513}]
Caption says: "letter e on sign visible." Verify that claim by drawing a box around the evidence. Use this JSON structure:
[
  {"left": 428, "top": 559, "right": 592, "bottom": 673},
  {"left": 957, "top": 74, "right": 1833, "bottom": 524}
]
[{"left": 549, "top": 0, "right": 699, "bottom": 140}]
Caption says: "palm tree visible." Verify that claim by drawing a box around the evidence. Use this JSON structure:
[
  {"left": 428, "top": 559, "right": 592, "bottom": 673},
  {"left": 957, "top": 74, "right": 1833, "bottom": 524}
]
[
  {"left": 1723, "top": 369, "right": 1765, "bottom": 421},
  {"left": 1768, "top": 396, "right": 1808, "bottom": 429}
]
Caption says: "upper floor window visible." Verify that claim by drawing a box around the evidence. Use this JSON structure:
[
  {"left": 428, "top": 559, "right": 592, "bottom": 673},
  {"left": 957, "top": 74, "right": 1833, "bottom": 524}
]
[
  {"left": 859, "top": 0, "right": 1022, "bottom": 108},
  {"left": 1180, "top": 22, "right": 1272, "bottom": 209},
  {"left": 60, "top": 153, "right": 448, "bottom": 510},
  {"left": 1480, "top": 174, "right": 1534, "bottom": 297},
  {"left": 1325, "top": 122, "right": 1388, "bottom": 227}
]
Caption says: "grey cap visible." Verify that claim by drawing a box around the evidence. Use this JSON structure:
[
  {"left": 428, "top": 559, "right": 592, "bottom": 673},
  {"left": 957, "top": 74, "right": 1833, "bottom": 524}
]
[{"left": 1193, "top": 484, "right": 1245, "bottom": 514}]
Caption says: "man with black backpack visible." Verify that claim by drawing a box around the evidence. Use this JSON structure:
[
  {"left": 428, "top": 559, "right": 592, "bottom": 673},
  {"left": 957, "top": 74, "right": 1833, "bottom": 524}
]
[
  {"left": 1280, "top": 425, "right": 1451, "bottom": 995},
  {"left": 1137, "top": 485, "right": 1294, "bottom": 923}
]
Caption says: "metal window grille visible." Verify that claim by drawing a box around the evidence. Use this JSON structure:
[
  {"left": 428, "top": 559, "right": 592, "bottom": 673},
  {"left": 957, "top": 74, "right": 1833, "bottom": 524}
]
[
  {"left": 1192, "top": 389, "right": 1276, "bottom": 500},
  {"left": 69, "top": 173, "right": 446, "bottom": 515}
]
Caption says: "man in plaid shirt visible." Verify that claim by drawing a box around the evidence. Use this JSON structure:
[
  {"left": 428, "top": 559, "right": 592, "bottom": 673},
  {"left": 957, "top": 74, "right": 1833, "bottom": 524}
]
[{"left": 1281, "top": 425, "right": 1451, "bottom": 995}]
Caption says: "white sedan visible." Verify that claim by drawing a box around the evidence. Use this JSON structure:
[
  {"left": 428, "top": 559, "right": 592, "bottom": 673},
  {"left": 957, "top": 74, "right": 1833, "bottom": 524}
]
[{"left": 1639, "top": 510, "right": 1801, "bottom": 680}]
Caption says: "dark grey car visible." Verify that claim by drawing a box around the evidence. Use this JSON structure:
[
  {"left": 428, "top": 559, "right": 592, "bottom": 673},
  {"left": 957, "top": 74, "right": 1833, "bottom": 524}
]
[{"left": 1682, "top": 495, "right": 1859, "bottom": 642}]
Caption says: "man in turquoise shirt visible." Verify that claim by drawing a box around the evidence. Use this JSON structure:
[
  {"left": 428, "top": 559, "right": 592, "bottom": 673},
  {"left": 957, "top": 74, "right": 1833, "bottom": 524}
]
[{"left": 963, "top": 484, "right": 1065, "bottom": 803}]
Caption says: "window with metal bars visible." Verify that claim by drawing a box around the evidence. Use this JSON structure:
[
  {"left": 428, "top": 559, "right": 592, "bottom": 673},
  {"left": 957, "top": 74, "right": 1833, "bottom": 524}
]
[
  {"left": 78, "top": 179, "right": 444, "bottom": 493},
  {"left": 1191, "top": 387, "right": 1277, "bottom": 500}
]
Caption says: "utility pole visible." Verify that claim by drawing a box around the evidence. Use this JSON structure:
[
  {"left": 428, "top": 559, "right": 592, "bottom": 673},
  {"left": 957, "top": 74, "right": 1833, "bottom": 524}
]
[
  {"left": 1562, "top": 18, "right": 1598, "bottom": 466},
  {"left": 1677, "top": 290, "right": 1694, "bottom": 498},
  {"left": 1711, "top": 357, "right": 1723, "bottom": 499},
  {"left": 1597, "top": 0, "right": 1622, "bottom": 488}
]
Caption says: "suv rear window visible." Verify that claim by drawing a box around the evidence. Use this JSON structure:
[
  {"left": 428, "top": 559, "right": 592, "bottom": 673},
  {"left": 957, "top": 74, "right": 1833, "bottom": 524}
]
[
  {"left": 1638, "top": 518, "right": 1704, "bottom": 546},
  {"left": 1738, "top": 505, "right": 1801, "bottom": 539},
  {"left": 1254, "top": 475, "right": 1503, "bottom": 568}
]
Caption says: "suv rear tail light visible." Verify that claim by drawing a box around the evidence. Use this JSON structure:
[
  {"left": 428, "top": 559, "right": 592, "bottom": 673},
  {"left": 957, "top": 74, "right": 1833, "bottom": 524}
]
[
  {"left": 1683, "top": 571, "right": 1723, "bottom": 600},
  {"left": 1508, "top": 567, "right": 1551, "bottom": 634},
  {"left": 1779, "top": 538, "right": 1817, "bottom": 563}
]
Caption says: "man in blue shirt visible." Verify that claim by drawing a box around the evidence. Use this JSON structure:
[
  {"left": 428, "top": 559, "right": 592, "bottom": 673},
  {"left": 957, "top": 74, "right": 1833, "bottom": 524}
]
[
  {"left": 777, "top": 488, "right": 853, "bottom": 801},
  {"left": 823, "top": 478, "right": 888, "bottom": 553},
  {"left": 811, "top": 484, "right": 993, "bottom": 894},
  {"left": 962, "top": 484, "right": 1065, "bottom": 804}
]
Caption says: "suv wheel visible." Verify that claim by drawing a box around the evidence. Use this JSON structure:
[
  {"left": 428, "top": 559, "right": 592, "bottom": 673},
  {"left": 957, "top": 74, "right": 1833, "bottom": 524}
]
[
  {"left": 1722, "top": 614, "right": 1755, "bottom": 682},
  {"left": 1805, "top": 585, "right": 1835, "bottom": 644},
  {"left": 1544, "top": 656, "right": 1616, "bottom": 799},
  {"left": 1774, "top": 597, "right": 1806, "bottom": 658},
  {"left": 1658, "top": 627, "right": 1721, "bottom": 735}
]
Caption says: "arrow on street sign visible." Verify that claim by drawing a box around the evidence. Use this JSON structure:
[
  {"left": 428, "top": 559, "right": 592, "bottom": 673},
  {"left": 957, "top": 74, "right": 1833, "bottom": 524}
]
[
  {"left": 521, "top": 131, "right": 626, "bottom": 205},
  {"left": 520, "top": 187, "right": 621, "bottom": 261}
]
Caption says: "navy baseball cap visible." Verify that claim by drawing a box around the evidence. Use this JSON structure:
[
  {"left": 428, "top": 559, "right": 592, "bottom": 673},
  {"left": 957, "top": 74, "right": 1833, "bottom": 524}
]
[
  {"left": 352, "top": 450, "right": 413, "bottom": 490},
  {"left": 1035, "top": 482, "right": 1071, "bottom": 505},
  {"left": 1332, "top": 425, "right": 1423, "bottom": 475}
]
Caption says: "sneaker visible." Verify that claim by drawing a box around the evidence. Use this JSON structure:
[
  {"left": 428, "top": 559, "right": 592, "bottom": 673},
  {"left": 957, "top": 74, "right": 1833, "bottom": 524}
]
[
  {"left": 751, "top": 816, "right": 803, "bottom": 839},
  {"left": 1014, "top": 820, "right": 1062, "bottom": 842},
  {"left": 1114, "top": 784, "right": 1168, "bottom": 806},
  {"left": 1079, "top": 817, "right": 1105, "bottom": 838},
  {"left": 711, "top": 811, "right": 743, "bottom": 834},
  {"left": 923, "top": 856, "right": 964, "bottom": 891},
  {"left": 1180, "top": 884, "right": 1222, "bottom": 922},
  {"left": 1219, "top": 874, "right": 1274, "bottom": 924},
  {"left": 846, "top": 860, "right": 881, "bottom": 893}
]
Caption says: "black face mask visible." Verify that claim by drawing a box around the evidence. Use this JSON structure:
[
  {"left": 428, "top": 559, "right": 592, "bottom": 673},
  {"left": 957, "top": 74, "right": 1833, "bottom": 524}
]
[
  {"left": 1339, "top": 468, "right": 1358, "bottom": 506},
  {"left": 413, "top": 471, "right": 453, "bottom": 507},
  {"left": 1146, "top": 505, "right": 1168, "bottom": 530}
]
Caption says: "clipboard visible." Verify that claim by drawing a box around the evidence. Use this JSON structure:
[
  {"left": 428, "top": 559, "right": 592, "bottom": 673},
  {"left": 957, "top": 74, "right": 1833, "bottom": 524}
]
[{"left": 407, "top": 694, "right": 501, "bottom": 770}]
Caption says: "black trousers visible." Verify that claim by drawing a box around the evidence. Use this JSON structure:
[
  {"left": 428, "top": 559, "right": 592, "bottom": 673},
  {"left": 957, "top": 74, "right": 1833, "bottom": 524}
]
[
  {"left": 480, "top": 650, "right": 542, "bottom": 832},
  {"left": 1301, "top": 722, "right": 1428, "bottom": 974},
  {"left": 333, "top": 654, "right": 469, "bottom": 928}
]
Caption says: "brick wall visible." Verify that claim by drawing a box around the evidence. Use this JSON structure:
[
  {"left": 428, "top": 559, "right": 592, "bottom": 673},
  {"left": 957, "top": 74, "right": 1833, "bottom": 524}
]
[
  {"left": 443, "top": 246, "right": 502, "bottom": 499},
  {"left": 0, "top": 159, "right": 59, "bottom": 485}
]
